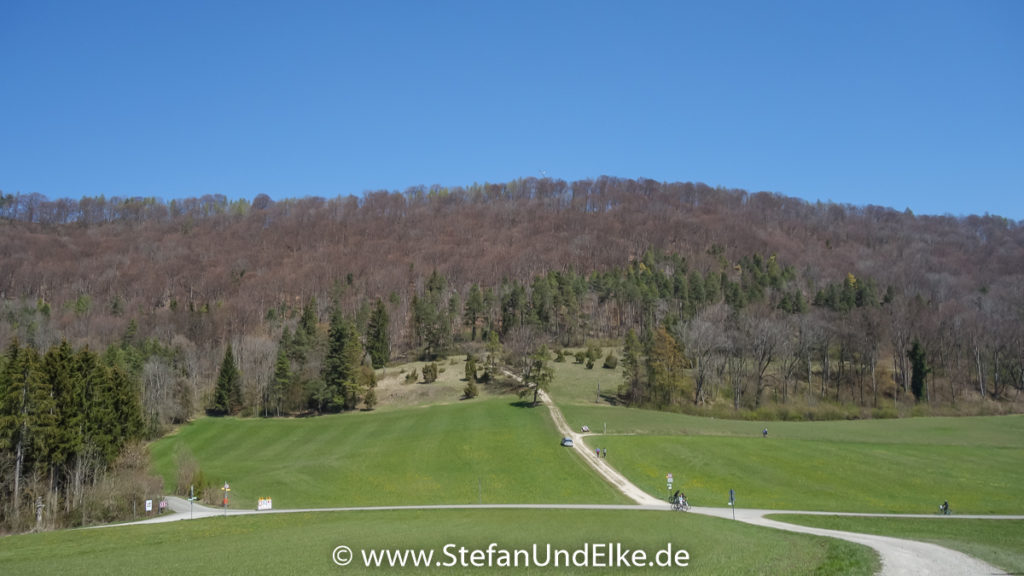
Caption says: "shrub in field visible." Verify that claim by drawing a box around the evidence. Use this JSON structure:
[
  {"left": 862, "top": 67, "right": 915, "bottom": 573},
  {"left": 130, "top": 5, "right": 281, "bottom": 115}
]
[{"left": 423, "top": 362, "right": 439, "bottom": 383}]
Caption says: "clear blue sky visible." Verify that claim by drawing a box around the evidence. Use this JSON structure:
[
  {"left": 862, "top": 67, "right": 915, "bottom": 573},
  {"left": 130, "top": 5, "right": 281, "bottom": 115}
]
[{"left": 2, "top": 0, "right": 1022, "bottom": 219}]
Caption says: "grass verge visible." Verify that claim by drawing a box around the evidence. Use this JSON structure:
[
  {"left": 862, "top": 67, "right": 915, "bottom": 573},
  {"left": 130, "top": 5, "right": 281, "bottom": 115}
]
[
  {"left": 770, "top": 515, "right": 1024, "bottom": 575},
  {"left": 0, "top": 509, "right": 879, "bottom": 575},
  {"left": 588, "top": 433, "right": 1023, "bottom": 514}
]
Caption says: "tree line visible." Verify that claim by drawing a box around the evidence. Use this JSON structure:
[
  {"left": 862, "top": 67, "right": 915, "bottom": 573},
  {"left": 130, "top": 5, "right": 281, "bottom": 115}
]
[{"left": 0, "top": 338, "right": 160, "bottom": 533}]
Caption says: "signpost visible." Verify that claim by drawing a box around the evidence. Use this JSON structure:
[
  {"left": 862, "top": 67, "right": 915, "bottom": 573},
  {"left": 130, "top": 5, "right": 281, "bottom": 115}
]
[
  {"left": 188, "top": 485, "right": 197, "bottom": 520},
  {"left": 145, "top": 499, "right": 153, "bottom": 513},
  {"left": 222, "top": 482, "right": 231, "bottom": 517},
  {"left": 729, "top": 489, "right": 736, "bottom": 520}
]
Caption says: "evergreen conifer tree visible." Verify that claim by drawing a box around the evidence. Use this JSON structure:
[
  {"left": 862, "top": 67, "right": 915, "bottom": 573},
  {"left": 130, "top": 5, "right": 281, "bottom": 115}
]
[
  {"left": 366, "top": 298, "right": 390, "bottom": 369},
  {"left": 210, "top": 344, "right": 243, "bottom": 415}
]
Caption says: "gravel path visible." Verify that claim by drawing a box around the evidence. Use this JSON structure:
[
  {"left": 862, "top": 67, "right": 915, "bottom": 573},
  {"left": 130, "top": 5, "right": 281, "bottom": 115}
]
[
  {"left": 693, "top": 506, "right": 1008, "bottom": 576},
  {"left": 539, "top": 389, "right": 665, "bottom": 506}
]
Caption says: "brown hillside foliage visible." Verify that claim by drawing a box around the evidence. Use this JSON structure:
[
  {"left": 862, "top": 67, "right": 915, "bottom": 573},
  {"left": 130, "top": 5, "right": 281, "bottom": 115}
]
[{"left": 1, "top": 177, "right": 1023, "bottom": 417}]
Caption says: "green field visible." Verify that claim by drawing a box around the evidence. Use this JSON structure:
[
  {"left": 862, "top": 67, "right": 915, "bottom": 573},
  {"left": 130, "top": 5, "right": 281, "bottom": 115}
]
[
  {"left": 0, "top": 509, "right": 878, "bottom": 575},
  {"left": 772, "top": 515, "right": 1024, "bottom": 575},
  {"left": 557, "top": 405, "right": 1024, "bottom": 514},
  {"left": 7, "top": 355, "right": 1018, "bottom": 575},
  {"left": 594, "top": 434, "right": 1022, "bottom": 513},
  {"left": 149, "top": 397, "right": 630, "bottom": 509},
  {"left": 559, "top": 403, "right": 1024, "bottom": 446}
]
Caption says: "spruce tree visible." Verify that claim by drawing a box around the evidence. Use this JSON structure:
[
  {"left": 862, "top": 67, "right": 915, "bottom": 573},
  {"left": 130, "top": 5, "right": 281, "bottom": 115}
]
[
  {"left": 109, "top": 366, "right": 144, "bottom": 445},
  {"left": 463, "top": 283, "right": 484, "bottom": 341},
  {"left": 323, "top": 308, "right": 364, "bottom": 411},
  {"left": 44, "top": 340, "right": 80, "bottom": 474},
  {"left": 1, "top": 341, "right": 55, "bottom": 519},
  {"left": 271, "top": 344, "right": 290, "bottom": 417},
  {"left": 299, "top": 296, "right": 318, "bottom": 340},
  {"left": 908, "top": 339, "right": 930, "bottom": 402},
  {"left": 620, "top": 329, "right": 644, "bottom": 406},
  {"left": 210, "top": 344, "right": 242, "bottom": 416},
  {"left": 464, "top": 355, "right": 478, "bottom": 383},
  {"left": 366, "top": 298, "right": 390, "bottom": 369}
]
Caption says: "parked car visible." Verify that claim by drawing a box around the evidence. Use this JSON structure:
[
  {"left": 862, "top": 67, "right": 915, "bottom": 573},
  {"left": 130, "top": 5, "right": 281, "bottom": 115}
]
[{"left": 560, "top": 437, "right": 574, "bottom": 447}]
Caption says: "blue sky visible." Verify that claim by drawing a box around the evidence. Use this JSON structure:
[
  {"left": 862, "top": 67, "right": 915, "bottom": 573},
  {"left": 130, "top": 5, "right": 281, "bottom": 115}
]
[{"left": 2, "top": 1, "right": 1022, "bottom": 219}]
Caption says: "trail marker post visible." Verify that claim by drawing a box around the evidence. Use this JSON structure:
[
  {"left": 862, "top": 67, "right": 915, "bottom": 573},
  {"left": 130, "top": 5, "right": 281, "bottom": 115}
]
[
  {"left": 222, "top": 482, "right": 231, "bottom": 517},
  {"left": 189, "top": 485, "right": 197, "bottom": 520},
  {"left": 729, "top": 489, "right": 735, "bottom": 520}
]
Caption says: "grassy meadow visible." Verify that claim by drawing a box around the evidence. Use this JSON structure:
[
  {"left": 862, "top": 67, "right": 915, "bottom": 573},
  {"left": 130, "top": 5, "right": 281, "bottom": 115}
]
[
  {"left": 0, "top": 509, "right": 878, "bottom": 576},
  {"left": 548, "top": 355, "right": 1024, "bottom": 513},
  {"left": 149, "top": 396, "right": 630, "bottom": 509},
  {"left": 5, "top": 354, "right": 1016, "bottom": 576},
  {"left": 595, "top": 433, "right": 1022, "bottom": 513},
  {"left": 558, "top": 403, "right": 1024, "bottom": 446},
  {"left": 772, "top": 515, "right": 1024, "bottom": 575}
]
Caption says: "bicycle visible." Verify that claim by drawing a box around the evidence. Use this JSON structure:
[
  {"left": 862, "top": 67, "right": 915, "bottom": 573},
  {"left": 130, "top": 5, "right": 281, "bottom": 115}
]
[{"left": 671, "top": 497, "right": 690, "bottom": 512}]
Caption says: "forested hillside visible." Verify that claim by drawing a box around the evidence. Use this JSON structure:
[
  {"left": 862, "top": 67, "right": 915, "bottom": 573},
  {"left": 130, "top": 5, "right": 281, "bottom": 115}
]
[
  {"left": 3, "top": 176, "right": 1024, "bottom": 531},
  {"left": 2, "top": 177, "right": 1023, "bottom": 417}
]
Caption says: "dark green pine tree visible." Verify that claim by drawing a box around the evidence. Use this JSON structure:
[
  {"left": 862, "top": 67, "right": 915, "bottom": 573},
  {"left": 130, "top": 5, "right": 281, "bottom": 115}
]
[
  {"left": 322, "top": 307, "right": 349, "bottom": 411},
  {"left": 464, "top": 353, "right": 480, "bottom": 399},
  {"left": 366, "top": 298, "right": 390, "bottom": 369},
  {"left": 464, "top": 355, "right": 478, "bottom": 383},
  {"left": 43, "top": 340, "right": 82, "bottom": 474},
  {"left": 323, "top": 308, "right": 364, "bottom": 411},
  {"left": 299, "top": 296, "right": 318, "bottom": 340},
  {"left": 210, "top": 344, "right": 243, "bottom": 416},
  {"left": 0, "top": 340, "right": 56, "bottom": 519},
  {"left": 463, "top": 283, "right": 485, "bottom": 341},
  {"left": 412, "top": 271, "right": 451, "bottom": 360},
  {"left": 908, "top": 339, "right": 930, "bottom": 402},
  {"left": 86, "top": 362, "right": 120, "bottom": 463},
  {"left": 339, "top": 322, "right": 365, "bottom": 410},
  {"left": 271, "top": 343, "right": 290, "bottom": 417},
  {"left": 619, "top": 329, "right": 645, "bottom": 406},
  {"left": 109, "top": 365, "right": 144, "bottom": 442}
]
